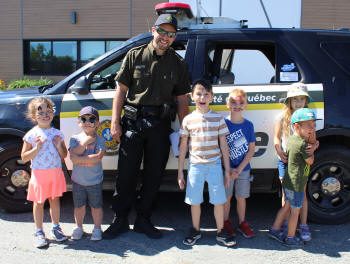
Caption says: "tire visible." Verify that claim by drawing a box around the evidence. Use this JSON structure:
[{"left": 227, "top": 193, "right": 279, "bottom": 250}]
[
  {"left": 307, "top": 144, "right": 350, "bottom": 224},
  {"left": 0, "top": 141, "right": 32, "bottom": 212}
]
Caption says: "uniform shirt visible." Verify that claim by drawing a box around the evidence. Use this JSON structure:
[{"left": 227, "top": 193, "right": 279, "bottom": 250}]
[
  {"left": 23, "top": 126, "right": 64, "bottom": 169},
  {"left": 69, "top": 134, "right": 106, "bottom": 186},
  {"left": 225, "top": 118, "right": 255, "bottom": 171},
  {"left": 180, "top": 110, "right": 229, "bottom": 164},
  {"left": 116, "top": 42, "right": 191, "bottom": 106},
  {"left": 282, "top": 135, "right": 310, "bottom": 192}
]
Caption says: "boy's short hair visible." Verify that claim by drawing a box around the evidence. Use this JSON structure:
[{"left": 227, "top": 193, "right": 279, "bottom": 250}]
[
  {"left": 227, "top": 88, "right": 247, "bottom": 104},
  {"left": 79, "top": 106, "right": 99, "bottom": 120},
  {"left": 192, "top": 79, "right": 212, "bottom": 94}
]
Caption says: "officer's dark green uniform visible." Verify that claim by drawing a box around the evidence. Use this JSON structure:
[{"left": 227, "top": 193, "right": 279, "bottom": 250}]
[{"left": 109, "top": 24, "right": 191, "bottom": 238}]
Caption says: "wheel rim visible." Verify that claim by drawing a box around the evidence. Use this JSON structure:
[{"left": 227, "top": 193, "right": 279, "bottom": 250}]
[
  {"left": 308, "top": 161, "right": 350, "bottom": 213},
  {"left": 0, "top": 156, "right": 31, "bottom": 204}
]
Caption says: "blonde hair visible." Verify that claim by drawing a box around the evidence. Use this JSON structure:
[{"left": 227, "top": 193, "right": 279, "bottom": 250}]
[
  {"left": 26, "top": 97, "right": 55, "bottom": 123},
  {"left": 281, "top": 96, "right": 309, "bottom": 137},
  {"left": 227, "top": 88, "right": 247, "bottom": 106}
]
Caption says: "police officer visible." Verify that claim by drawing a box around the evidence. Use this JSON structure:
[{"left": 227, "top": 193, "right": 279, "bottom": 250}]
[{"left": 103, "top": 14, "right": 191, "bottom": 239}]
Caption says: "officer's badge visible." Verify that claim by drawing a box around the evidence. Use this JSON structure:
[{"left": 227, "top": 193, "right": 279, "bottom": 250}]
[{"left": 97, "top": 120, "right": 119, "bottom": 156}]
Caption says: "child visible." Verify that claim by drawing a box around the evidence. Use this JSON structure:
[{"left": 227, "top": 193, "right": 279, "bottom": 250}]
[
  {"left": 269, "top": 108, "right": 319, "bottom": 247},
  {"left": 21, "top": 97, "right": 68, "bottom": 248},
  {"left": 273, "top": 83, "right": 312, "bottom": 241},
  {"left": 178, "top": 79, "right": 235, "bottom": 247},
  {"left": 69, "top": 106, "right": 105, "bottom": 241},
  {"left": 223, "top": 89, "right": 256, "bottom": 239}
]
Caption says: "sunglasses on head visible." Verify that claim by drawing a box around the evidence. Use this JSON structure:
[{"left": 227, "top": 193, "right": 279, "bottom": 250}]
[
  {"left": 79, "top": 116, "right": 97, "bottom": 124},
  {"left": 155, "top": 26, "right": 176, "bottom": 38},
  {"left": 36, "top": 110, "right": 53, "bottom": 117}
]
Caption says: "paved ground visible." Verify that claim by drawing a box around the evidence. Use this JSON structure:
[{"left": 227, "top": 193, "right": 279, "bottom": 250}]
[{"left": 0, "top": 192, "right": 350, "bottom": 264}]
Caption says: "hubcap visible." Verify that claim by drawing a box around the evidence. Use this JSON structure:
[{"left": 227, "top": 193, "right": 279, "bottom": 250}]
[
  {"left": 321, "top": 177, "right": 341, "bottom": 196},
  {"left": 11, "top": 170, "right": 30, "bottom": 187}
]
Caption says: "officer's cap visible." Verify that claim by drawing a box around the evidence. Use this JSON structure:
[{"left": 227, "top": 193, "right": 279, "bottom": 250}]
[{"left": 154, "top": 14, "right": 177, "bottom": 30}]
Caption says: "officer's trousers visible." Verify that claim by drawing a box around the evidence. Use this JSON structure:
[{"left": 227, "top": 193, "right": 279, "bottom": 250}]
[{"left": 112, "top": 118, "right": 170, "bottom": 219}]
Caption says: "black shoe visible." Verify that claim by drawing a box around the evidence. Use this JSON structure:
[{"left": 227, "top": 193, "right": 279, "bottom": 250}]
[
  {"left": 133, "top": 217, "right": 162, "bottom": 239},
  {"left": 102, "top": 218, "right": 129, "bottom": 240}
]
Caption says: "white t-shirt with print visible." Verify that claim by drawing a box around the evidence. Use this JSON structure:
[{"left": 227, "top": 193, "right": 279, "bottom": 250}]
[{"left": 23, "top": 126, "right": 64, "bottom": 169}]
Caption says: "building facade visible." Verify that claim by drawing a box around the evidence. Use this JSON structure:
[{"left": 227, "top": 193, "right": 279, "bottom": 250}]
[{"left": 0, "top": 0, "right": 350, "bottom": 83}]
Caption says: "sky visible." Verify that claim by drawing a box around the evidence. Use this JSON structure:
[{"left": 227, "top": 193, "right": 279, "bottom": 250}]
[{"left": 170, "top": 0, "right": 302, "bottom": 28}]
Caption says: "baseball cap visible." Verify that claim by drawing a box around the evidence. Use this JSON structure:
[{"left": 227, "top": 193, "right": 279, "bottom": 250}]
[
  {"left": 291, "top": 108, "right": 319, "bottom": 124},
  {"left": 281, "top": 83, "right": 311, "bottom": 104},
  {"left": 154, "top": 14, "right": 177, "bottom": 30},
  {"left": 79, "top": 106, "right": 99, "bottom": 119}
]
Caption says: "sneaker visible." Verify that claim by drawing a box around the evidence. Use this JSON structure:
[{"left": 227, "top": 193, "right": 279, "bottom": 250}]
[
  {"left": 90, "top": 228, "right": 102, "bottom": 241},
  {"left": 51, "top": 225, "right": 68, "bottom": 242},
  {"left": 34, "top": 230, "right": 48, "bottom": 248},
  {"left": 281, "top": 221, "right": 288, "bottom": 235},
  {"left": 183, "top": 227, "right": 202, "bottom": 246},
  {"left": 216, "top": 229, "right": 237, "bottom": 247},
  {"left": 223, "top": 219, "right": 236, "bottom": 237},
  {"left": 133, "top": 217, "right": 162, "bottom": 239},
  {"left": 238, "top": 221, "right": 255, "bottom": 238},
  {"left": 71, "top": 227, "right": 84, "bottom": 240},
  {"left": 102, "top": 217, "right": 130, "bottom": 240},
  {"left": 299, "top": 224, "right": 312, "bottom": 242},
  {"left": 283, "top": 236, "right": 301, "bottom": 248},
  {"left": 267, "top": 228, "right": 285, "bottom": 243}
]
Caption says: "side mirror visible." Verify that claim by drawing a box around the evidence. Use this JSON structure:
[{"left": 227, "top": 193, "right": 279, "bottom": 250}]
[{"left": 67, "top": 76, "right": 90, "bottom": 95}]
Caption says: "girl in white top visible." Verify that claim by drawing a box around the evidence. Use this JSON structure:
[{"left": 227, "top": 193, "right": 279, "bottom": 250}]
[
  {"left": 21, "top": 97, "right": 68, "bottom": 248},
  {"left": 273, "top": 83, "right": 314, "bottom": 241}
]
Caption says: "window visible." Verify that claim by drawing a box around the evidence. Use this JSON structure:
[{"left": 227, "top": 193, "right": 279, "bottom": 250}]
[
  {"left": 24, "top": 40, "right": 125, "bottom": 76},
  {"left": 206, "top": 43, "right": 276, "bottom": 85}
]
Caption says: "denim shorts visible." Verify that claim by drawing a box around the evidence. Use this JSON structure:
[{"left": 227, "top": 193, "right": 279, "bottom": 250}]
[
  {"left": 283, "top": 188, "right": 304, "bottom": 208},
  {"left": 72, "top": 182, "right": 103, "bottom": 208},
  {"left": 185, "top": 160, "right": 227, "bottom": 205},
  {"left": 225, "top": 169, "right": 251, "bottom": 198},
  {"left": 278, "top": 160, "right": 287, "bottom": 180}
]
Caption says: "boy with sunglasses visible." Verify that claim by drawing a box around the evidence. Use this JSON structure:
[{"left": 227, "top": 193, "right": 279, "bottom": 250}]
[
  {"left": 223, "top": 89, "right": 256, "bottom": 240},
  {"left": 69, "top": 106, "right": 106, "bottom": 241}
]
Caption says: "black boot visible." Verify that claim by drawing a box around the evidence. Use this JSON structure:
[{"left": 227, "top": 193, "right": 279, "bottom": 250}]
[
  {"left": 133, "top": 217, "right": 162, "bottom": 239},
  {"left": 102, "top": 217, "right": 129, "bottom": 239}
]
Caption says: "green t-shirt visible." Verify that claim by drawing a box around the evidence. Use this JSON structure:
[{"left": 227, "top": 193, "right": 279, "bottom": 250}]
[
  {"left": 115, "top": 42, "right": 191, "bottom": 106},
  {"left": 282, "top": 135, "right": 310, "bottom": 192}
]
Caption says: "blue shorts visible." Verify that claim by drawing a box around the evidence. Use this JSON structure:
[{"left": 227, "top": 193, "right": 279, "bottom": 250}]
[
  {"left": 283, "top": 188, "right": 304, "bottom": 208},
  {"left": 72, "top": 182, "right": 103, "bottom": 208},
  {"left": 185, "top": 160, "right": 227, "bottom": 205},
  {"left": 225, "top": 169, "right": 251, "bottom": 198},
  {"left": 278, "top": 160, "right": 287, "bottom": 180}
]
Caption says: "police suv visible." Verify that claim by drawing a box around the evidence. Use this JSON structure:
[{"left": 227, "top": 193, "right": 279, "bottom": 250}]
[{"left": 0, "top": 2, "right": 349, "bottom": 224}]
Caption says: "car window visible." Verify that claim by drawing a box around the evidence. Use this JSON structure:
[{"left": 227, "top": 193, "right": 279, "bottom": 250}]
[{"left": 205, "top": 43, "right": 276, "bottom": 85}]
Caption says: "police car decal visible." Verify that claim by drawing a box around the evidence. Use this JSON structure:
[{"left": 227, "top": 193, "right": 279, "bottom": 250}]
[{"left": 59, "top": 84, "right": 323, "bottom": 171}]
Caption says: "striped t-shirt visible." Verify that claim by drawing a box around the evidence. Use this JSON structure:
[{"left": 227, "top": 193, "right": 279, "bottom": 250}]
[{"left": 180, "top": 110, "right": 229, "bottom": 164}]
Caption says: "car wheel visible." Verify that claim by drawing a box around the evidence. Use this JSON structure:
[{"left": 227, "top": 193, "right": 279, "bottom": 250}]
[
  {"left": 307, "top": 145, "right": 350, "bottom": 224},
  {"left": 0, "top": 141, "right": 32, "bottom": 212}
]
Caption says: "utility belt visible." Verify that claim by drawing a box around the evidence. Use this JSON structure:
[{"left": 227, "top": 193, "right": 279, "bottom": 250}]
[
  {"left": 123, "top": 103, "right": 176, "bottom": 121},
  {"left": 122, "top": 103, "right": 175, "bottom": 139}
]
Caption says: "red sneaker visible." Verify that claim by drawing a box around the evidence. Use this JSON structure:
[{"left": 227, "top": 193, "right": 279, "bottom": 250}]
[
  {"left": 223, "top": 219, "right": 236, "bottom": 237},
  {"left": 238, "top": 221, "right": 255, "bottom": 238}
]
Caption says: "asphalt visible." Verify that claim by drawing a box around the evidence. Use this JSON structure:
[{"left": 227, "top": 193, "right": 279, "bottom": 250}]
[{"left": 0, "top": 192, "right": 350, "bottom": 264}]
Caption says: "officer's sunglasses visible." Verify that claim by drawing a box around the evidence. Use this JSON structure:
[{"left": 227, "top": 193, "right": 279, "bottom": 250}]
[
  {"left": 79, "top": 116, "right": 97, "bottom": 124},
  {"left": 155, "top": 26, "right": 177, "bottom": 38}
]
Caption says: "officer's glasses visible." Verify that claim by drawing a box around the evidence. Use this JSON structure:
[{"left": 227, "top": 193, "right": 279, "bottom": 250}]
[
  {"left": 155, "top": 26, "right": 177, "bottom": 38},
  {"left": 79, "top": 116, "right": 97, "bottom": 124}
]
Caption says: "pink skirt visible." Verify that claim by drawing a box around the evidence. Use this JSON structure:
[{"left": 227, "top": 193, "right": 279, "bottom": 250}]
[{"left": 27, "top": 168, "right": 67, "bottom": 203}]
